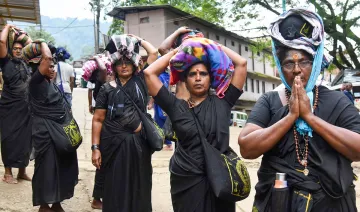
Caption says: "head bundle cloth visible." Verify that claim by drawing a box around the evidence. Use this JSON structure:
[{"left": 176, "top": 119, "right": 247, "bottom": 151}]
[
  {"left": 106, "top": 35, "right": 141, "bottom": 67},
  {"left": 56, "top": 47, "right": 71, "bottom": 60},
  {"left": 82, "top": 35, "right": 141, "bottom": 81},
  {"left": 8, "top": 27, "right": 32, "bottom": 56},
  {"left": 172, "top": 29, "right": 204, "bottom": 48},
  {"left": 268, "top": 8, "right": 333, "bottom": 137},
  {"left": 22, "top": 39, "right": 45, "bottom": 64},
  {"left": 82, "top": 55, "right": 113, "bottom": 81},
  {"left": 169, "top": 37, "right": 234, "bottom": 98}
]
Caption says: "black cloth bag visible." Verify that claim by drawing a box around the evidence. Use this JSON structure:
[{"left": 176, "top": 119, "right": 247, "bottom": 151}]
[
  {"left": 30, "top": 84, "right": 82, "bottom": 154},
  {"left": 163, "top": 116, "right": 178, "bottom": 142},
  {"left": 116, "top": 83, "right": 164, "bottom": 151},
  {"left": 191, "top": 110, "right": 251, "bottom": 202}
]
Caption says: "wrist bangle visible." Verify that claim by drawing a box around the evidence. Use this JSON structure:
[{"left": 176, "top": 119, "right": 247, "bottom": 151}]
[{"left": 91, "top": 144, "right": 99, "bottom": 151}]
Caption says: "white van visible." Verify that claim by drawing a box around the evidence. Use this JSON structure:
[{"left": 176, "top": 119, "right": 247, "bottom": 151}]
[{"left": 230, "top": 111, "right": 248, "bottom": 128}]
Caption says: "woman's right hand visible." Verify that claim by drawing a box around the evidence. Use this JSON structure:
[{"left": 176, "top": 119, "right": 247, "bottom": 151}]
[
  {"left": 92, "top": 149, "right": 102, "bottom": 169},
  {"left": 288, "top": 76, "right": 300, "bottom": 119},
  {"left": 176, "top": 26, "right": 192, "bottom": 35}
]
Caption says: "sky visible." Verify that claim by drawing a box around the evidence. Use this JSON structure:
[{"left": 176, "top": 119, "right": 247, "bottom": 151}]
[{"left": 39, "top": 0, "right": 112, "bottom": 21}]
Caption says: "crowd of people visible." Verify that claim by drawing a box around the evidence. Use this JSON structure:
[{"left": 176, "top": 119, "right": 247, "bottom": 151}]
[{"left": 0, "top": 7, "right": 360, "bottom": 212}]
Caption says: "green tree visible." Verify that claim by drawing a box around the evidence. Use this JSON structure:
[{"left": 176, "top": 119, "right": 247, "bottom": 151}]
[
  {"left": 25, "top": 26, "right": 56, "bottom": 44},
  {"left": 231, "top": 0, "right": 360, "bottom": 70},
  {"left": 108, "top": 18, "right": 124, "bottom": 36}
]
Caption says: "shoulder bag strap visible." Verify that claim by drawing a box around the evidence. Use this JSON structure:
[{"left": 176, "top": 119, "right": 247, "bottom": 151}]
[{"left": 57, "top": 63, "right": 64, "bottom": 92}]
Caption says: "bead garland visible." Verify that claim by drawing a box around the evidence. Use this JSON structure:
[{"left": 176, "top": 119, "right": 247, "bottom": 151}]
[{"left": 285, "top": 86, "right": 318, "bottom": 176}]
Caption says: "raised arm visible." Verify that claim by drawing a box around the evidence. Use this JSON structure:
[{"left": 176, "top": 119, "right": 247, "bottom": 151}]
[
  {"left": 0, "top": 24, "right": 13, "bottom": 58},
  {"left": 158, "top": 27, "right": 191, "bottom": 56},
  {"left": 128, "top": 34, "right": 158, "bottom": 65},
  {"left": 144, "top": 49, "right": 178, "bottom": 97},
  {"left": 38, "top": 42, "right": 53, "bottom": 76},
  {"left": 221, "top": 45, "right": 247, "bottom": 90}
]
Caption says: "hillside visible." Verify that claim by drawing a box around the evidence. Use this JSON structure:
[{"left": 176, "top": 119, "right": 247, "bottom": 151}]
[{"left": 13, "top": 16, "right": 111, "bottom": 60}]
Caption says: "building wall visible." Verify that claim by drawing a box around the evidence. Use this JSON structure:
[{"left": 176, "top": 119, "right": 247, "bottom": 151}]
[{"left": 124, "top": 9, "right": 166, "bottom": 50}]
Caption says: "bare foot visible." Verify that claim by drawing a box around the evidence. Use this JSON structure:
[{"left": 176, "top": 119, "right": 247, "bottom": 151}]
[
  {"left": 163, "top": 145, "right": 173, "bottom": 151},
  {"left": 2, "top": 174, "right": 18, "bottom": 184},
  {"left": 91, "top": 198, "right": 103, "bottom": 209},
  {"left": 17, "top": 173, "right": 32, "bottom": 181},
  {"left": 51, "top": 203, "right": 65, "bottom": 212},
  {"left": 38, "top": 205, "right": 54, "bottom": 212}
]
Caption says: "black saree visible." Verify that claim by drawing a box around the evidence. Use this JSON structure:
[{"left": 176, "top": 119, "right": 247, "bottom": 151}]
[
  {"left": 29, "top": 70, "right": 78, "bottom": 206},
  {"left": 96, "top": 76, "right": 152, "bottom": 212},
  {"left": 248, "top": 86, "right": 360, "bottom": 212},
  {"left": 153, "top": 84, "right": 243, "bottom": 212},
  {"left": 0, "top": 57, "right": 32, "bottom": 168}
]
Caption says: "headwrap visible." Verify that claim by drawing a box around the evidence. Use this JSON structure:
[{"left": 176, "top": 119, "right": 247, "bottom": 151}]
[
  {"left": 56, "top": 47, "right": 71, "bottom": 60},
  {"left": 268, "top": 8, "right": 333, "bottom": 137},
  {"left": 172, "top": 29, "right": 204, "bottom": 48},
  {"left": 105, "top": 35, "right": 141, "bottom": 67},
  {"left": 7, "top": 27, "right": 32, "bottom": 56},
  {"left": 169, "top": 37, "right": 234, "bottom": 98},
  {"left": 82, "top": 54, "right": 113, "bottom": 81},
  {"left": 21, "top": 39, "right": 45, "bottom": 64}
]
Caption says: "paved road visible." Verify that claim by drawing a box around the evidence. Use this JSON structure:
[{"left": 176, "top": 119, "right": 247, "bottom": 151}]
[{"left": 0, "top": 88, "right": 359, "bottom": 212}]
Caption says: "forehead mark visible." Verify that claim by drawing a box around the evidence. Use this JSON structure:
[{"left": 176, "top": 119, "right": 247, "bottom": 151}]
[{"left": 293, "top": 53, "right": 299, "bottom": 60}]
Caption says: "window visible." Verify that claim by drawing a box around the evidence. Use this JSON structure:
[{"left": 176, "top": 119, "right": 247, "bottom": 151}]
[
  {"left": 256, "top": 80, "right": 260, "bottom": 93},
  {"left": 174, "top": 21, "right": 179, "bottom": 25},
  {"left": 262, "top": 81, "right": 265, "bottom": 93},
  {"left": 231, "top": 41, "right": 235, "bottom": 46},
  {"left": 216, "top": 35, "right": 220, "bottom": 40},
  {"left": 251, "top": 79, "right": 254, "bottom": 92},
  {"left": 225, "top": 39, "right": 227, "bottom": 46},
  {"left": 238, "top": 44, "right": 242, "bottom": 55},
  {"left": 273, "top": 84, "right": 276, "bottom": 90},
  {"left": 206, "top": 32, "right": 209, "bottom": 38},
  {"left": 245, "top": 46, "right": 248, "bottom": 52},
  {"left": 244, "top": 77, "right": 248, "bottom": 91},
  {"left": 140, "top": 17, "right": 149, "bottom": 23}
]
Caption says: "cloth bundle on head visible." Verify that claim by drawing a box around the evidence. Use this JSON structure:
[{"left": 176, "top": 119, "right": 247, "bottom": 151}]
[
  {"left": 56, "top": 47, "right": 71, "bottom": 60},
  {"left": 268, "top": 8, "right": 333, "bottom": 137},
  {"left": 7, "top": 27, "right": 32, "bottom": 55},
  {"left": 169, "top": 37, "right": 234, "bottom": 98},
  {"left": 105, "top": 35, "right": 141, "bottom": 67},
  {"left": 172, "top": 29, "right": 204, "bottom": 48},
  {"left": 82, "top": 54, "right": 113, "bottom": 81},
  {"left": 22, "top": 39, "right": 45, "bottom": 64}
]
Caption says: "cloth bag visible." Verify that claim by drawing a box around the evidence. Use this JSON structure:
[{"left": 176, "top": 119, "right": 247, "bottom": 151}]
[
  {"left": 44, "top": 110, "right": 83, "bottom": 154},
  {"left": 191, "top": 110, "right": 251, "bottom": 202},
  {"left": 117, "top": 83, "right": 164, "bottom": 151},
  {"left": 163, "top": 117, "right": 178, "bottom": 142}
]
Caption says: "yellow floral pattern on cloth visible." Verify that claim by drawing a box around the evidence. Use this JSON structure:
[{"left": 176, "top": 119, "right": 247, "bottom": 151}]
[
  {"left": 222, "top": 152, "right": 251, "bottom": 198},
  {"left": 63, "top": 119, "right": 82, "bottom": 147}
]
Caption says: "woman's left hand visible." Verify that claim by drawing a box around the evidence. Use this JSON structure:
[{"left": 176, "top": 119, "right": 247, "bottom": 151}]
[
  {"left": 127, "top": 34, "right": 142, "bottom": 41},
  {"left": 296, "top": 78, "right": 312, "bottom": 120}
]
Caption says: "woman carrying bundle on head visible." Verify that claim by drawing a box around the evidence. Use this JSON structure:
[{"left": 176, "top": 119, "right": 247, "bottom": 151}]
[
  {"left": 28, "top": 42, "right": 81, "bottom": 212},
  {"left": 144, "top": 37, "right": 249, "bottom": 211},
  {"left": 91, "top": 34, "right": 158, "bottom": 212},
  {"left": 238, "top": 9, "right": 360, "bottom": 211},
  {"left": 0, "top": 24, "right": 33, "bottom": 184}
]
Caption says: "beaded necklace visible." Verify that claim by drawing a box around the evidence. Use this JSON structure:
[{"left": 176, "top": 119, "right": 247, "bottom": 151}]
[{"left": 285, "top": 86, "right": 318, "bottom": 176}]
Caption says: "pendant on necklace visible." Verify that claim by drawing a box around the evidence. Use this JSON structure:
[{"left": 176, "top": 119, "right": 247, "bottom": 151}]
[
  {"left": 303, "top": 168, "right": 309, "bottom": 176},
  {"left": 300, "top": 159, "right": 307, "bottom": 166}
]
